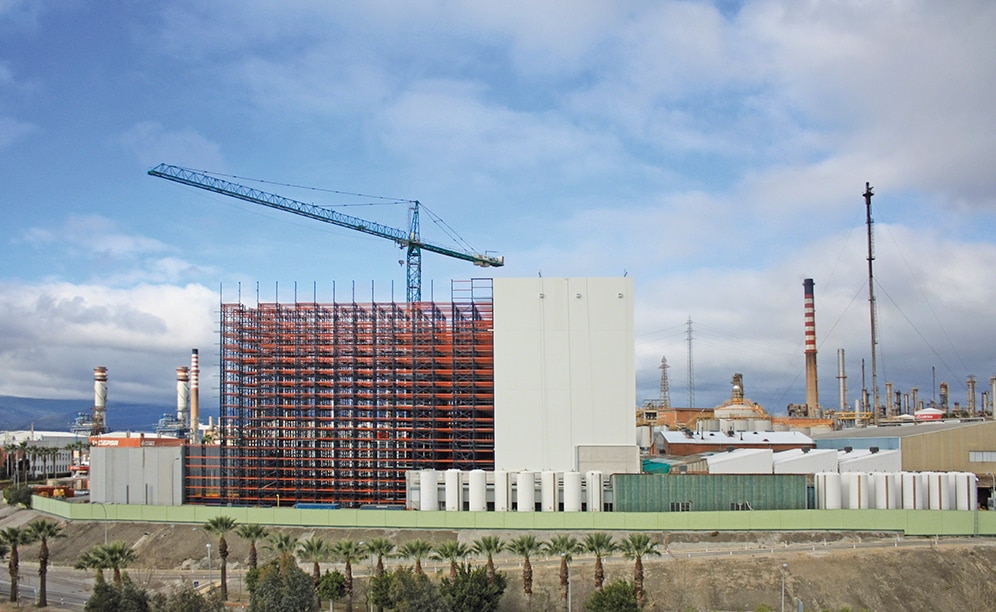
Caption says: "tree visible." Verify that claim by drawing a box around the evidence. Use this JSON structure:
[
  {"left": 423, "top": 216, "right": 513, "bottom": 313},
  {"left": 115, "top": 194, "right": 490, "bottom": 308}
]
[
  {"left": 236, "top": 523, "right": 269, "bottom": 570},
  {"left": 28, "top": 518, "right": 65, "bottom": 607},
  {"left": 204, "top": 515, "right": 238, "bottom": 599},
  {"left": 618, "top": 533, "right": 662, "bottom": 607},
  {"left": 101, "top": 541, "right": 138, "bottom": 587},
  {"left": 543, "top": 534, "right": 582, "bottom": 607},
  {"left": 440, "top": 564, "right": 507, "bottom": 612},
  {"left": 150, "top": 581, "right": 225, "bottom": 612},
  {"left": 75, "top": 546, "right": 111, "bottom": 584},
  {"left": 471, "top": 535, "right": 504, "bottom": 585},
  {"left": 317, "top": 569, "right": 346, "bottom": 603},
  {"left": 266, "top": 532, "right": 298, "bottom": 561},
  {"left": 296, "top": 536, "right": 331, "bottom": 586},
  {"left": 0, "top": 525, "right": 34, "bottom": 602},
  {"left": 584, "top": 579, "right": 638, "bottom": 612},
  {"left": 507, "top": 534, "right": 541, "bottom": 602},
  {"left": 332, "top": 538, "right": 366, "bottom": 603},
  {"left": 582, "top": 532, "right": 617, "bottom": 592},
  {"left": 366, "top": 536, "right": 395, "bottom": 578},
  {"left": 85, "top": 574, "right": 150, "bottom": 612},
  {"left": 249, "top": 556, "right": 319, "bottom": 612},
  {"left": 2, "top": 484, "right": 33, "bottom": 508},
  {"left": 431, "top": 540, "right": 471, "bottom": 581},
  {"left": 370, "top": 566, "right": 444, "bottom": 612},
  {"left": 397, "top": 539, "right": 433, "bottom": 576}
]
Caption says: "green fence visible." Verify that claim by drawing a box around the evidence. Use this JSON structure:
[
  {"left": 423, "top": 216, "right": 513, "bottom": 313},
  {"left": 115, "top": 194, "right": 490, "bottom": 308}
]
[{"left": 32, "top": 496, "right": 996, "bottom": 536}]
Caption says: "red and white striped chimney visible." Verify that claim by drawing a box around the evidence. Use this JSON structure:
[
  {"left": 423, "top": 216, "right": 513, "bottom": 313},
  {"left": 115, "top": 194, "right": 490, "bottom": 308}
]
[
  {"left": 190, "top": 349, "right": 200, "bottom": 442},
  {"left": 803, "top": 278, "right": 819, "bottom": 416}
]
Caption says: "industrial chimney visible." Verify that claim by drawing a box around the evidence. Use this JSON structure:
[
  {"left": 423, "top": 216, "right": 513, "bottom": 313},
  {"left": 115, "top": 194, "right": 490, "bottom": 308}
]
[
  {"left": 836, "top": 349, "right": 847, "bottom": 412},
  {"left": 803, "top": 278, "right": 820, "bottom": 417},
  {"left": 91, "top": 366, "right": 108, "bottom": 436},
  {"left": 176, "top": 366, "right": 190, "bottom": 429},
  {"left": 190, "top": 349, "right": 200, "bottom": 442}
]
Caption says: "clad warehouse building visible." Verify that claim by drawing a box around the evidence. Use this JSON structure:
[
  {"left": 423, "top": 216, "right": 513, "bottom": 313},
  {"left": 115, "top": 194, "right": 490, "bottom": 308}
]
[{"left": 187, "top": 277, "right": 637, "bottom": 507}]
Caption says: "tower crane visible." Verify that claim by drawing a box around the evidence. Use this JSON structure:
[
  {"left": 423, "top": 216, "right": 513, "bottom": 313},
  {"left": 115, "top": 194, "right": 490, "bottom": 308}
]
[{"left": 148, "top": 163, "right": 504, "bottom": 302}]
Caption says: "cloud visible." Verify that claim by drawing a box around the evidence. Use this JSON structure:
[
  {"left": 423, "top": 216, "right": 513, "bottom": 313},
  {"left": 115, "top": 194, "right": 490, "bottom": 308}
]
[
  {"left": 119, "top": 122, "right": 224, "bottom": 171},
  {"left": 0, "top": 116, "right": 35, "bottom": 150},
  {"left": 20, "top": 214, "right": 169, "bottom": 259},
  {"left": 0, "top": 281, "right": 218, "bottom": 401}
]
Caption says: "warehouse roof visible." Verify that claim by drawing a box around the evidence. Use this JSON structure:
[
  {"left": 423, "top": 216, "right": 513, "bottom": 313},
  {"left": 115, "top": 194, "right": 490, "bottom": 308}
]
[{"left": 811, "top": 419, "right": 988, "bottom": 440}]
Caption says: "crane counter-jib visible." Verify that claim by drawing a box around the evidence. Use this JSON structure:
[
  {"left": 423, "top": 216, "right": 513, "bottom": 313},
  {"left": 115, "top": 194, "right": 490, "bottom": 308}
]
[{"left": 147, "top": 163, "right": 504, "bottom": 301}]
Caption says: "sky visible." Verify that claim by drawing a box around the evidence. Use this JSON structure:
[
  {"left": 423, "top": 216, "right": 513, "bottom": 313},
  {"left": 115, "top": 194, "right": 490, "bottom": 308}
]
[{"left": 2, "top": 0, "right": 995, "bottom": 419}]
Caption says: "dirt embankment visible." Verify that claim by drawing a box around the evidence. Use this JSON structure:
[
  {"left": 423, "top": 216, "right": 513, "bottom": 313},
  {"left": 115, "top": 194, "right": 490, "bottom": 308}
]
[{"left": 3, "top": 506, "right": 995, "bottom": 611}]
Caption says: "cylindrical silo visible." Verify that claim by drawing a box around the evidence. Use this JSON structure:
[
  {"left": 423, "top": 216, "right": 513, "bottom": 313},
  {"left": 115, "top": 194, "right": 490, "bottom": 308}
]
[
  {"left": 420, "top": 469, "right": 438, "bottom": 511},
  {"left": 845, "top": 472, "right": 869, "bottom": 509},
  {"left": 445, "top": 469, "right": 462, "bottom": 512},
  {"left": 942, "top": 472, "right": 957, "bottom": 510},
  {"left": 824, "top": 472, "right": 842, "bottom": 510},
  {"left": 927, "top": 472, "right": 942, "bottom": 510},
  {"left": 541, "top": 471, "right": 557, "bottom": 512},
  {"left": 902, "top": 472, "right": 919, "bottom": 509},
  {"left": 586, "top": 470, "right": 603, "bottom": 512},
  {"left": 517, "top": 471, "right": 536, "bottom": 512},
  {"left": 873, "top": 473, "right": 889, "bottom": 509},
  {"left": 954, "top": 472, "right": 971, "bottom": 511},
  {"left": 563, "top": 471, "right": 583, "bottom": 512},
  {"left": 469, "top": 469, "right": 487, "bottom": 512},
  {"left": 887, "top": 472, "right": 902, "bottom": 509},
  {"left": 494, "top": 470, "right": 510, "bottom": 512}
]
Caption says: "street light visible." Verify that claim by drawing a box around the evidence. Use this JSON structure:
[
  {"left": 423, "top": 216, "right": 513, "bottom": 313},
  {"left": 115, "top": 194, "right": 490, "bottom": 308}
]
[
  {"left": 207, "top": 543, "right": 213, "bottom": 586},
  {"left": 781, "top": 563, "right": 788, "bottom": 612},
  {"left": 92, "top": 501, "right": 108, "bottom": 545}
]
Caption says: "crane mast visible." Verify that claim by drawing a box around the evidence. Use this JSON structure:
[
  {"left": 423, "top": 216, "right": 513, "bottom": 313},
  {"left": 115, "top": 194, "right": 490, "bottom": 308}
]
[{"left": 148, "top": 163, "right": 503, "bottom": 302}]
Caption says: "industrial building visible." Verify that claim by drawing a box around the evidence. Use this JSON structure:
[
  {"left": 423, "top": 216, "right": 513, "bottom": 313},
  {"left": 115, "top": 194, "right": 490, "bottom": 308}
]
[{"left": 168, "top": 277, "right": 637, "bottom": 508}]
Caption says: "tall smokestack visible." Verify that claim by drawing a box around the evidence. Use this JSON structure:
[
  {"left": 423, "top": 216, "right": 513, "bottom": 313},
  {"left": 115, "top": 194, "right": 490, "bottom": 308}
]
[
  {"left": 190, "top": 349, "right": 200, "bottom": 442},
  {"left": 803, "top": 278, "right": 819, "bottom": 417},
  {"left": 176, "top": 366, "right": 190, "bottom": 429},
  {"left": 91, "top": 367, "right": 108, "bottom": 436},
  {"left": 967, "top": 375, "right": 977, "bottom": 415},
  {"left": 836, "top": 349, "right": 847, "bottom": 412}
]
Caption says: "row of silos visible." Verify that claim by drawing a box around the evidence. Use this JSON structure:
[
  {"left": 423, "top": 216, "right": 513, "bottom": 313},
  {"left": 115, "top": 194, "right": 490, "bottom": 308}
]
[
  {"left": 815, "top": 471, "right": 978, "bottom": 510},
  {"left": 417, "top": 469, "right": 605, "bottom": 512}
]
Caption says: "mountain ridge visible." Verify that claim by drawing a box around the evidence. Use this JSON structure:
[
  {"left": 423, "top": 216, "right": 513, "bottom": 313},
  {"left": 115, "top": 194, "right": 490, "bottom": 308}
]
[{"left": 0, "top": 395, "right": 179, "bottom": 432}]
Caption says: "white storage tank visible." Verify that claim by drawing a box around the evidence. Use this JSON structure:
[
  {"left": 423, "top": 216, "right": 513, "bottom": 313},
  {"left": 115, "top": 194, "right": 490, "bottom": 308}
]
[
  {"left": 902, "top": 472, "right": 923, "bottom": 509},
  {"left": 494, "top": 470, "right": 510, "bottom": 512},
  {"left": 445, "top": 469, "right": 462, "bottom": 512},
  {"left": 469, "top": 469, "right": 487, "bottom": 511},
  {"left": 420, "top": 469, "right": 438, "bottom": 511},
  {"left": 927, "top": 472, "right": 943, "bottom": 510},
  {"left": 517, "top": 471, "right": 536, "bottom": 512},
  {"left": 541, "top": 471, "right": 557, "bottom": 512},
  {"left": 844, "top": 472, "right": 870, "bottom": 509},
  {"left": 942, "top": 472, "right": 958, "bottom": 510},
  {"left": 563, "top": 471, "right": 583, "bottom": 512},
  {"left": 888, "top": 472, "right": 903, "bottom": 509},
  {"left": 954, "top": 472, "right": 976, "bottom": 511},
  {"left": 586, "top": 470, "right": 603, "bottom": 512},
  {"left": 824, "top": 472, "right": 842, "bottom": 510}
]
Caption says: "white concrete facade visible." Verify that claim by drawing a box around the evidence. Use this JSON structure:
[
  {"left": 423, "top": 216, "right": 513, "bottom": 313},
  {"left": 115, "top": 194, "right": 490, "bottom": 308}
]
[{"left": 493, "top": 277, "right": 637, "bottom": 472}]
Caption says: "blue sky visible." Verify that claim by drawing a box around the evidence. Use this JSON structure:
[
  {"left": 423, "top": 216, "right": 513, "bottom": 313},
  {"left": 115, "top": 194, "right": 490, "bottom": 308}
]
[{"left": 2, "top": 1, "right": 995, "bottom": 417}]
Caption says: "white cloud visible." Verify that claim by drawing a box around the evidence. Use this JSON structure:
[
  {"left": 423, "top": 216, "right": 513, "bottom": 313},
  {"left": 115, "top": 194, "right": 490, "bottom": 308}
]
[
  {"left": 119, "top": 122, "right": 225, "bottom": 171},
  {"left": 0, "top": 281, "right": 218, "bottom": 401}
]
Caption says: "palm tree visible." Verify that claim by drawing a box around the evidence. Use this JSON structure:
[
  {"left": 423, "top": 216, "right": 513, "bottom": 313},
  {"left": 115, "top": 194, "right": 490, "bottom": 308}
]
[
  {"left": 472, "top": 535, "right": 504, "bottom": 585},
  {"left": 236, "top": 523, "right": 269, "bottom": 570},
  {"left": 397, "top": 539, "right": 433, "bottom": 576},
  {"left": 74, "top": 546, "right": 110, "bottom": 584},
  {"left": 204, "top": 515, "right": 238, "bottom": 599},
  {"left": 582, "top": 532, "right": 617, "bottom": 591},
  {"left": 0, "top": 526, "right": 34, "bottom": 602},
  {"left": 332, "top": 539, "right": 366, "bottom": 602},
  {"left": 431, "top": 540, "right": 471, "bottom": 581},
  {"left": 618, "top": 533, "right": 662, "bottom": 606},
  {"left": 543, "top": 534, "right": 582, "bottom": 607},
  {"left": 507, "top": 535, "right": 541, "bottom": 602},
  {"left": 297, "top": 536, "right": 332, "bottom": 586},
  {"left": 266, "top": 532, "right": 298, "bottom": 561},
  {"left": 28, "top": 519, "right": 65, "bottom": 607},
  {"left": 2, "top": 443, "right": 15, "bottom": 481},
  {"left": 99, "top": 541, "right": 136, "bottom": 587},
  {"left": 365, "top": 537, "right": 395, "bottom": 578}
]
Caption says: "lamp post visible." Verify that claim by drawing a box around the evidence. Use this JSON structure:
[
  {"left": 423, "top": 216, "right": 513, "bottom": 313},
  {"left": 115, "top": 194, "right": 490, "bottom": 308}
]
[
  {"left": 781, "top": 563, "right": 788, "bottom": 612},
  {"left": 92, "top": 501, "right": 108, "bottom": 545},
  {"left": 207, "top": 543, "right": 213, "bottom": 586}
]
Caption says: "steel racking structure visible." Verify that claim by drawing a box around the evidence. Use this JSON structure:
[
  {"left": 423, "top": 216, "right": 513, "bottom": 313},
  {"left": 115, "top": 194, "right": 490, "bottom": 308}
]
[{"left": 184, "top": 279, "right": 495, "bottom": 507}]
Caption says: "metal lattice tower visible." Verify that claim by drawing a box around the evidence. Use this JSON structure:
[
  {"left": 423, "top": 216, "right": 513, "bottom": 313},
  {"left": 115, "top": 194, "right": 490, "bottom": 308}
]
[{"left": 659, "top": 355, "right": 672, "bottom": 408}]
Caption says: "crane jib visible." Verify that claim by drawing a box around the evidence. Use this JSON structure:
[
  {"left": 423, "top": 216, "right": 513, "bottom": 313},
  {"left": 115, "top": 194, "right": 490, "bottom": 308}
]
[{"left": 147, "top": 163, "right": 503, "bottom": 301}]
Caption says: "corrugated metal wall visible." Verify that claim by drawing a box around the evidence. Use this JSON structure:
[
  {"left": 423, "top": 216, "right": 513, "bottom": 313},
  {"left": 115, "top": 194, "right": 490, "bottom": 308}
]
[{"left": 612, "top": 473, "right": 807, "bottom": 512}]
